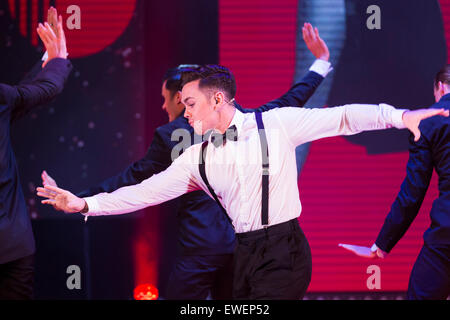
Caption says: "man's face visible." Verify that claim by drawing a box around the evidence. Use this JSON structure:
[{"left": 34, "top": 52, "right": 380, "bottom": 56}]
[
  {"left": 181, "top": 80, "right": 217, "bottom": 134},
  {"left": 161, "top": 81, "right": 182, "bottom": 122}
]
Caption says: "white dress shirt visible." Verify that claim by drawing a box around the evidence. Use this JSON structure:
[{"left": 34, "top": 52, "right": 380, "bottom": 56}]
[{"left": 84, "top": 103, "right": 406, "bottom": 233}]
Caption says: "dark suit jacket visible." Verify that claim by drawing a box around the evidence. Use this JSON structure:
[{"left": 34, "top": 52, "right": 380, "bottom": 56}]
[
  {"left": 376, "top": 93, "right": 450, "bottom": 252},
  {"left": 78, "top": 71, "right": 324, "bottom": 255},
  {"left": 0, "top": 58, "right": 72, "bottom": 264}
]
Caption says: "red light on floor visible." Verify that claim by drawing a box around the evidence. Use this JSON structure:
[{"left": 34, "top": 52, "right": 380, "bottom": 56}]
[{"left": 134, "top": 283, "right": 159, "bottom": 300}]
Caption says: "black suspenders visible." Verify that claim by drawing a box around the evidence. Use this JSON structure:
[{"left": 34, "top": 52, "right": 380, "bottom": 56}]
[
  {"left": 198, "top": 112, "right": 269, "bottom": 227},
  {"left": 198, "top": 141, "right": 233, "bottom": 226},
  {"left": 255, "top": 112, "right": 269, "bottom": 226}
]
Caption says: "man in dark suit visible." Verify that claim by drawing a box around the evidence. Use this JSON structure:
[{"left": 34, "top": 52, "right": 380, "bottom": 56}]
[
  {"left": 340, "top": 65, "right": 450, "bottom": 299},
  {"left": 0, "top": 9, "right": 72, "bottom": 299},
  {"left": 42, "top": 23, "right": 331, "bottom": 299}
]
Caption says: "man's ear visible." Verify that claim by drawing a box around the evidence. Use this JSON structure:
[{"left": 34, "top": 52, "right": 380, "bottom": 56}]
[
  {"left": 213, "top": 92, "right": 225, "bottom": 106},
  {"left": 212, "top": 92, "right": 221, "bottom": 111},
  {"left": 438, "top": 81, "right": 448, "bottom": 94}
]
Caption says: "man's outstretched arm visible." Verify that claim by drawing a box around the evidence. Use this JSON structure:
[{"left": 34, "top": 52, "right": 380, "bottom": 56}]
[
  {"left": 6, "top": 58, "right": 72, "bottom": 122},
  {"left": 273, "top": 103, "right": 448, "bottom": 147},
  {"left": 375, "top": 130, "right": 433, "bottom": 253},
  {"left": 37, "top": 146, "right": 201, "bottom": 216},
  {"left": 339, "top": 129, "right": 433, "bottom": 259}
]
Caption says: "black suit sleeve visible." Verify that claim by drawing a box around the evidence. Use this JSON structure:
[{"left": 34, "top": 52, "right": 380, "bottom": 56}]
[
  {"left": 76, "top": 127, "right": 173, "bottom": 198},
  {"left": 0, "top": 58, "right": 72, "bottom": 123},
  {"left": 18, "top": 60, "right": 44, "bottom": 85},
  {"left": 236, "top": 71, "right": 324, "bottom": 113},
  {"left": 375, "top": 131, "right": 434, "bottom": 253}
]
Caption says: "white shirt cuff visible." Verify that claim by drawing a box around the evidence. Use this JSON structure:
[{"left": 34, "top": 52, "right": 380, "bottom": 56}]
[
  {"left": 84, "top": 196, "right": 100, "bottom": 215},
  {"left": 385, "top": 104, "right": 408, "bottom": 129},
  {"left": 370, "top": 243, "right": 379, "bottom": 252},
  {"left": 309, "top": 59, "right": 332, "bottom": 77},
  {"left": 41, "top": 51, "right": 48, "bottom": 61}
]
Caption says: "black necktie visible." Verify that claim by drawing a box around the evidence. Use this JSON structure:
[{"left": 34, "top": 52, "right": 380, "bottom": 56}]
[{"left": 210, "top": 125, "right": 238, "bottom": 147}]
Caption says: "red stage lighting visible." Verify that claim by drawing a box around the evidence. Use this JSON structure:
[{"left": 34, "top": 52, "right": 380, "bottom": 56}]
[{"left": 133, "top": 283, "right": 159, "bottom": 300}]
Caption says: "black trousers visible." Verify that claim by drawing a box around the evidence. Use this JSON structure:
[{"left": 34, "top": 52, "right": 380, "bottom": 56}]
[
  {"left": 165, "top": 253, "right": 234, "bottom": 300},
  {"left": 0, "top": 254, "right": 35, "bottom": 300},
  {"left": 233, "top": 219, "right": 312, "bottom": 300},
  {"left": 407, "top": 243, "right": 450, "bottom": 300}
]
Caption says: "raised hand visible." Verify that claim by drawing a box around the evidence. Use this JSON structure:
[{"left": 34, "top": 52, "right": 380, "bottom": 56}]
[
  {"left": 37, "top": 13, "right": 68, "bottom": 67},
  {"left": 302, "top": 22, "right": 329, "bottom": 61},
  {"left": 403, "top": 108, "right": 449, "bottom": 141},
  {"left": 47, "top": 6, "right": 59, "bottom": 38},
  {"left": 41, "top": 170, "right": 58, "bottom": 188},
  {"left": 338, "top": 243, "right": 387, "bottom": 259},
  {"left": 37, "top": 185, "right": 85, "bottom": 213}
]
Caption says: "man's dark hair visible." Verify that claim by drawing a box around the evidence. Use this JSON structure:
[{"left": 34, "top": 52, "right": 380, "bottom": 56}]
[
  {"left": 163, "top": 64, "right": 200, "bottom": 98},
  {"left": 434, "top": 64, "right": 450, "bottom": 89},
  {"left": 180, "top": 64, "right": 236, "bottom": 101}
]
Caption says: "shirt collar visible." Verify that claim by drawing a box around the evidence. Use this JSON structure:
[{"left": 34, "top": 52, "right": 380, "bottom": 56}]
[
  {"left": 206, "top": 107, "right": 244, "bottom": 143},
  {"left": 227, "top": 107, "right": 244, "bottom": 132}
]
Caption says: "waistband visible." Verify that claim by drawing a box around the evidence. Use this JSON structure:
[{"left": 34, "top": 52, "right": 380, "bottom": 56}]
[{"left": 236, "top": 218, "right": 300, "bottom": 240}]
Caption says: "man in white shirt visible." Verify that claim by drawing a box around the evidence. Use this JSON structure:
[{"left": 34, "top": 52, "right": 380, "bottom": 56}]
[{"left": 37, "top": 62, "right": 449, "bottom": 299}]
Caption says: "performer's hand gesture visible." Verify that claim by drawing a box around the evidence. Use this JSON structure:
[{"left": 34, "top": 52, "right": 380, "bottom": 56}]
[
  {"left": 47, "top": 6, "right": 60, "bottom": 38},
  {"left": 302, "top": 22, "right": 329, "bottom": 61},
  {"left": 37, "top": 7, "right": 68, "bottom": 68},
  {"left": 41, "top": 170, "right": 58, "bottom": 188},
  {"left": 37, "top": 185, "right": 86, "bottom": 213},
  {"left": 338, "top": 243, "right": 387, "bottom": 259},
  {"left": 403, "top": 108, "right": 449, "bottom": 141}
]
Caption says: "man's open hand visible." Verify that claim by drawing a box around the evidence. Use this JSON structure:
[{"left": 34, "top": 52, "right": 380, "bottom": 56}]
[
  {"left": 403, "top": 108, "right": 449, "bottom": 141},
  {"left": 302, "top": 22, "right": 329, "bottom": 61},
  {"left": 37, "top": 185, "right": 85, "bottom": 213},
  {"left": 47, "top": 6, "right": 59, "bottom": 38},
  {"left": 339, "top": 243, "right": 387, "bottom": 259},
  {"left": 38, "top": 9, "right": 67, "bottom": 67},
  {"left": 41, "top": 170, "right": 58, "bottom": 188}
]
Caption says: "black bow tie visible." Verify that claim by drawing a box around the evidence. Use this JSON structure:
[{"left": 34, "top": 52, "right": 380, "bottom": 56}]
[{"left": 210, "top": 125, "right": 238, "bottom": 147}]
